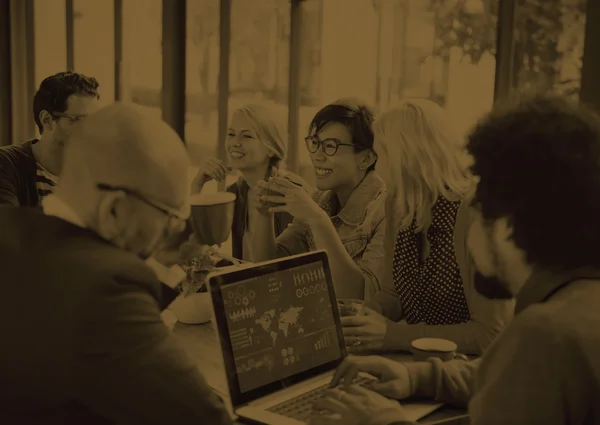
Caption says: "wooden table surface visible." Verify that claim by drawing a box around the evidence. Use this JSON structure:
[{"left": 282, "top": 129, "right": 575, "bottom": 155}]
[{"left": 171, "top": 321, "right": 470, "bottom": 425}]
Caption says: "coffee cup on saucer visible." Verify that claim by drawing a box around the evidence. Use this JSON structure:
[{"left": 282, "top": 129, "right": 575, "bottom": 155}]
[{"left": 410, "top": 338, "right": 469, "bottom": 362}]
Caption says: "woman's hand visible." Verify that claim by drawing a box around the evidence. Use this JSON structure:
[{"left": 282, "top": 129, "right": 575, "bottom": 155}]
[
  {"left": 273, "top": 167, "right": 313, "bottom": 194},
  {"left": 191, "top": 158, "right": 231, "bottom": 193},
  {"left": 342, "top": 308, "right": 388, "bottom": 353},
  {"left": 309, "top": 385, "right": 410, "bottom": 425},
  {"left": 329, "top": 355, "right": 413, "bottom": 400},
  {"left": 256, "top": 176, "right": 327, "bottom": 225}
]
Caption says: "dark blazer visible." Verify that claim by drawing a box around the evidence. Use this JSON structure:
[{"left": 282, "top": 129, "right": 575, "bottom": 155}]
[
  {"left": 227, "top": 178, "right": 293, "bottom": 260},
  {"left": 0, "top": 140, "right": 39, "bottom": 207},
  {"left": 0, "top": 206, "right": 233, "bottom": 425}
]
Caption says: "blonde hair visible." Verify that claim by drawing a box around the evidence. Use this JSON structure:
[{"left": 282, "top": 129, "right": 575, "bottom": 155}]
[
  {"left": 373, "top": 99, "right": 473, "bottom": 233},
  {"left": 233, "top": 104, "right": 288, "bottom": 176}
]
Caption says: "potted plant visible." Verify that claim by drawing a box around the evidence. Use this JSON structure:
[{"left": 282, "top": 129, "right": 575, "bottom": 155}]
[{"left": 160, "top": 237, "right": 243, "bottom": 324}]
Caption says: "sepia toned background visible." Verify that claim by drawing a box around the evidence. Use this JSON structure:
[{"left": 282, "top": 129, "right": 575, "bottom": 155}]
[{"left": 1, "top": 0, "right": 599, "bottom": 189}]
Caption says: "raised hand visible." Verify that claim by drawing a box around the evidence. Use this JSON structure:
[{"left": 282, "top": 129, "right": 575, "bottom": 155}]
[
  {"left": 191, "top": 158, "right": 232, "bottom": 193},
  {"left": 341, "top": 307, "right": 388, "bottom": 353},
  {"left": 273, "top": 166, "right": 313, "bottom": 194},
  {"left": 256, "top": 176, "right": 327, "bottom": 225}
]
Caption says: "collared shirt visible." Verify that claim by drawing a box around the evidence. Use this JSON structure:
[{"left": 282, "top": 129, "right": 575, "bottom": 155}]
[
  {"left": 276, "top": 171, "right": 387, "bottom": 298},
  {"left": 41, "top": 194, "right": 86, "bottom": 227},
  {"left": 468, "top": 267, "right": 600, "bottom": 425},
  {"left": 41, "top": 194, "right": 185, "bottom": 288},
  {"left": 401, "top": 266, "right": 600, "bottom": 425},
  {"left": 35, "top": 161, "right": 59, "bottom": 201}
]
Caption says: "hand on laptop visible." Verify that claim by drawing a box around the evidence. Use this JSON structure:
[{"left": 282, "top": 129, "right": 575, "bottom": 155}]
[
  {"left": 341, "top": 308, "right": 387, "bottom": 353},
  {"left": 329, "top": 355, "right": 412, "bottom": 400},
  {"left": 310, "top": 385, "right": 410, "bottom": 425}
]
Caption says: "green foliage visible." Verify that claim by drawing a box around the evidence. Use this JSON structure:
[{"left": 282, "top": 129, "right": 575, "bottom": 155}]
[
  {"left": 428, "top": 0, "right": 586, "bottom": 92},
  {"left": 429, "top": 0, "right": 498, "bottom": 62}
]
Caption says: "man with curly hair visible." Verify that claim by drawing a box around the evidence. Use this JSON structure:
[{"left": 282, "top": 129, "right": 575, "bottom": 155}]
[
  {"left": 307, "top": 95, "right": 600, "bottom": 425},
  {"left": 0, "top": 71, "right": 100, "bottom": 207}
]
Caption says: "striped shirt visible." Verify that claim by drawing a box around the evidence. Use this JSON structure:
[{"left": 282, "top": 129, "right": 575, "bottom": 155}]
[{"left": 35, "top": 162, "right": 59, "bottom": 201}]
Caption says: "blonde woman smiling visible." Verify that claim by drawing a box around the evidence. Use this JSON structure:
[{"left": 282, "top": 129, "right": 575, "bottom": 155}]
[
  {"left": 342, "top": 99, "right": 514, "bottom": 356},
  {"left": 191, "top": 104, "right": 309, "bottom": 261}
]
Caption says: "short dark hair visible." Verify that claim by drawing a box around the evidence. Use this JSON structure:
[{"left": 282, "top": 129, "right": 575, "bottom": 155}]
[
  {"left": 33, "top": 71, "right": 100, "bottom": 133},
  {"left": 308, "top": 98, "right": 377, "bottom": 171},
  {"left": 467, "top": 94, "right": 600, "bottom": 269}
]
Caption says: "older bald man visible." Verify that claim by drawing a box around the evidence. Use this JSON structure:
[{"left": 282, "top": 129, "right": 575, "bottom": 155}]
[{"left": 0, "top": 103, "right": 232, "bottom": 425}]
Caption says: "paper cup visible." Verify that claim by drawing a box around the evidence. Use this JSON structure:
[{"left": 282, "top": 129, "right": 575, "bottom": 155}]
[{"left": 189, "top": 192, "right": 236, "bottom": 246}]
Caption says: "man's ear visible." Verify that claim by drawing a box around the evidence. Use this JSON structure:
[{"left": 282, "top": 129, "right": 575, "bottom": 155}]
[
  {"left": 39, "top": 110, "right": 55, "bottom": 133},
  {"left": 96, "top": 191, "right": 129, "bottom": 240}
]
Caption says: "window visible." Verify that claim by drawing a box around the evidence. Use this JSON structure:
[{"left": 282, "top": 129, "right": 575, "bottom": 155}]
[
  {"left": 512, "top": 0, "right": 587, "bottom": 100},
  {"left": 73, "top": 0, "right": 115, "bottom": 106},
  {"left": 296, "top": 0, "right": 323, "bottom": 179},
  {"left": 295, "top": 0, "right": 498, "bottom": 178},
  {"left": 296, "top": 0, "right": 381, "bottom": 177},
  {"left": 399, "top": 0, "right": 498, "bottom": 136},
  {"left": 185, "top": 0, "right": 220, "bottom": 164},
  {"left": 228, "top": 0, "right": 291, "bottom": 110},
  {"left": 228, "top": 0, "right": 291, "bottom": 158},
  {"left": 122, "top": 0, "right": 163, "bottom": 117},
  {"left": 33, "top": 0, "right": 67, "bottom": 88}
]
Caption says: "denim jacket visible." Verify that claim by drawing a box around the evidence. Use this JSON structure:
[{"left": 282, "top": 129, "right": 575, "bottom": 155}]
[{"left": 276, "top": 171, "right": 387, "bottom": 298}]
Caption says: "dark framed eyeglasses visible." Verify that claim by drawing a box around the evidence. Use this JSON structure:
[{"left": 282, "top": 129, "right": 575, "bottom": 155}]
[
  {"left": 305, "top": 135, "right": 354, "bottom": 156},
  {"left": 51, "top": 112, "right": 86, "bottom": 123},
  {"left": 96, "top": 183, "right": 188, "bottom": 234}
]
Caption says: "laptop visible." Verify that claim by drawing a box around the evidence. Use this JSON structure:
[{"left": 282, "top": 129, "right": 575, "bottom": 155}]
[{"left": 206, "top": 250, "right": 443, "bottom": 424}]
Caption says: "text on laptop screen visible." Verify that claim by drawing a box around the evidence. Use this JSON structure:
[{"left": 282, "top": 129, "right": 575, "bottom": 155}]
[{"left": 222, "top": 260, "right": 342, "bottom": 394}]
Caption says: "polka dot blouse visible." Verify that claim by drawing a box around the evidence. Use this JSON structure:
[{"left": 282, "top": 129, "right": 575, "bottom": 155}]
[{"left": 392, "top": 196, "right": 471, "bottom": 326}]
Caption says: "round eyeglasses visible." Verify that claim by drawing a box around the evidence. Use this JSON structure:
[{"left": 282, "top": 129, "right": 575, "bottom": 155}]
[{"left": 305, "top": 135, "right": 354, "bottom": 156}]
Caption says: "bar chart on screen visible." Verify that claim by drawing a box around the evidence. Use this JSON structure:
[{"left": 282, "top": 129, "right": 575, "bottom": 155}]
[{"left": 314, "top": 331, "right": 332, "bottom": 351}]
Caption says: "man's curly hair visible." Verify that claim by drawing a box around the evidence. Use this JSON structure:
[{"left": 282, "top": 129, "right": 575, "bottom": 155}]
[{"left": 467, "top": 94, "right": 600, "bottom": 269}]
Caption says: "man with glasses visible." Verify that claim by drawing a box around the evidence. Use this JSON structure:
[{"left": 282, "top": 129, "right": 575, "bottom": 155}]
[
  {"left": 0, "top": 102, "right": 233, "bottom": 425},
  {"left": 0, "top": 71, "right": 100, "bottom": 207}
]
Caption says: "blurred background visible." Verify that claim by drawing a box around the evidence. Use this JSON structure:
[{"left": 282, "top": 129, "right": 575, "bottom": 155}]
[{"left": 1, "top": 0, "right": 597, "bottom": 188}]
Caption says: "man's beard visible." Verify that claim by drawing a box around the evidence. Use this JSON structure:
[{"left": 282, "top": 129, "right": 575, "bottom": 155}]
[{"left": 474, "top": 272, "right": 514, "bottom": 299}]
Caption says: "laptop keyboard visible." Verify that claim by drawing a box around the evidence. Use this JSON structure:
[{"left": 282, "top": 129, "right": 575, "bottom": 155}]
[{"left": 267, "top": 375, "right": 377, "bottom": 422}]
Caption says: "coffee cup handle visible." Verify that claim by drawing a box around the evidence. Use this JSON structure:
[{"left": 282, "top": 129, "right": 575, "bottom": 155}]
[{"left": 453, "top": 352, "right": 469, "bottom": 361}]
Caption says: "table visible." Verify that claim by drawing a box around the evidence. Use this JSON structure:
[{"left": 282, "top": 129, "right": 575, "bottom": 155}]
[{"left": 172, "top": 321, "right": 470, "bottom": 425}]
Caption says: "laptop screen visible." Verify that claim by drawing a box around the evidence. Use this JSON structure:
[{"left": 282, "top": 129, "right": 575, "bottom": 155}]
[{"left": 208, "top": 251, "right": 347, "bottom": 407}]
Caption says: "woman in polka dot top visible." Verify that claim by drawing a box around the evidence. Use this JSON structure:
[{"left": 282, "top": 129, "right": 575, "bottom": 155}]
[{"left": 342, "top": 99, "right": 515, "bottom": 356}]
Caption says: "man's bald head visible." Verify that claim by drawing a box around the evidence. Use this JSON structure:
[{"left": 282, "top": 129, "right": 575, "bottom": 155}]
[
  {"left": 60, "top": 102, "right": 190, "bottom": 211},
  {"left": 56, "top": 102, "right": 191, "bottom": 259}
]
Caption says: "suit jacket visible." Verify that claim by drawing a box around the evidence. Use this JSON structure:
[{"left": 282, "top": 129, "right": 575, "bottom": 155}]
[{"left": 0, "top": 206, "right": 233, "bottom": 425}]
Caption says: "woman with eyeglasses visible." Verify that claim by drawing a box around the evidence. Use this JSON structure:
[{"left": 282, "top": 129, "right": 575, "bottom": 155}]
[
  {"left": 190, "top": 104, "right": 311, "bottom": 261},
  {"left": 250, "top": 98, "right": 386, "bottom": 300},
  {"left": 340, "top": 99, "right": 514, "bottom": 356}
]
